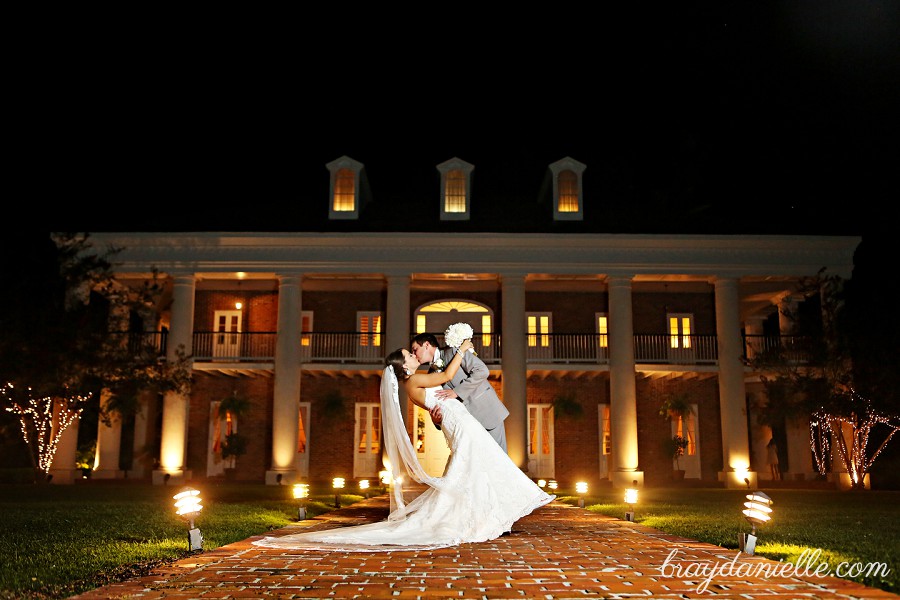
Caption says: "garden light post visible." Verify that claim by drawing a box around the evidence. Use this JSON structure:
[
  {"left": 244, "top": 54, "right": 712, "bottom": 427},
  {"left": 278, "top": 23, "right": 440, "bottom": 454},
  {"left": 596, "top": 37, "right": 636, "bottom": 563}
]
[
  {"left": 379, "top": 470, "right": 390, "bottom": 493},
  {"left": 333, "top": 477, "right": 345, "bottom": 508},
  {"left": 359, "top": 479, "right": 370, "bottom": 498},
  {"left": 293, "top": 482, "right": 309, "bottom": 520},
  {"left": 173, "top": 487, "right": 203, "bottom": 551},
  {"left": 576, "top": 481, "right": 588, "bottom": 508},
  {"left": 740, "top": 490, "right": 773, "bottom": 555},
  {"left": 624, "top": 480, "right": 639, "bottom": 522},
  {"left": 548, "top": 480, "right": 558, "bottom": 491}
]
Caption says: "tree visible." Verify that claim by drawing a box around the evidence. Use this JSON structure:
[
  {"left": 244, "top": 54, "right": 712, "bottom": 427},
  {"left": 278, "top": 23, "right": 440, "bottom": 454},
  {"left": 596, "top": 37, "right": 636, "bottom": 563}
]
[
  {"left": 747, "top": 270, "right": 900, "bottom": 489},
  {"left": 0, "top": 232, "right": 191, "bottom": 476}
]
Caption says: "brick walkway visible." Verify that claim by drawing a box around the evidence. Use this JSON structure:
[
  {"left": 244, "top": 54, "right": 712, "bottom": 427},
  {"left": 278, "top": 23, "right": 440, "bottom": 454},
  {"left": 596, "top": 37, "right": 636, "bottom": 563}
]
[{"left": 71, "top": 496, "right": 897, "bottom": 599}]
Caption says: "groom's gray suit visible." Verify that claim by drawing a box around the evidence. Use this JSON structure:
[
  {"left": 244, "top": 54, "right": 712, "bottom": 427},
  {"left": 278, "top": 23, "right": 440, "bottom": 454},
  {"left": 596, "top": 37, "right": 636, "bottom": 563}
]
[{"left": 432, "top": 346, "right": 509, "bottom": 452}]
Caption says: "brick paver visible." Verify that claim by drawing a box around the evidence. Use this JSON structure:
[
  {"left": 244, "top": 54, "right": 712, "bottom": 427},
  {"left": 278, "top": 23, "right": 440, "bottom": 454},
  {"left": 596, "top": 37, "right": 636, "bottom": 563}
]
[{"left": 71, "top": 496, "right": 897, "bottom": 599}]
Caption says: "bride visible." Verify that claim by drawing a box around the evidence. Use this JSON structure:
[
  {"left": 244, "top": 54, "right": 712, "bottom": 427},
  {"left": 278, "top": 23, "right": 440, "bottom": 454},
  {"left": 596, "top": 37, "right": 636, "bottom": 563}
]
[{"left": 253, "top": 338, "right": 555, "bottom": 551}]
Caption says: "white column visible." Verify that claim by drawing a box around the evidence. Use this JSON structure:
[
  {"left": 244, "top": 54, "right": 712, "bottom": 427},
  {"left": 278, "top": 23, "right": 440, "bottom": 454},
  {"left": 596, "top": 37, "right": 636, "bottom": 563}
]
[
  {"left": 93, "top": 304, "right": 129, "bottom": 479},
  {"left": 48, "top": 403, "right": 80, "bottom": 484},
  {"left": 607, "top": 275, "right": 643, "bottom": 488},
  {"left": 743, "top": 314, "right": 766, "bottom": 361},
  {"left": 128, "top": 390, "right": 154, "bottom": 478},
  {"left": 501, "top": 274, "right": 527, "bottom": 469},
  {"left": 385, "top": 275, "right": 411, "bottom": 421},
  {"left": 267, "top": 274, "right": 302, "bottom": 485},
  {"left": 92, "top": 389, "right": 123, "bottom": 479},
  {"left": 715, "top": 277, "right": 754, "bottom": 488},
  {"left": 154, "top": 275, "right": 195, "bottom": 485}
]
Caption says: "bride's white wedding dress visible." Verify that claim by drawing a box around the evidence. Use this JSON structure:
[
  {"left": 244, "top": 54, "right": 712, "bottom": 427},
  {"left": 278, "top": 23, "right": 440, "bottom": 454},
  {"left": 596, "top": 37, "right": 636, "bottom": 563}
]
[{"left": 253, "top": 383, "right": 555, "bottom": 551}]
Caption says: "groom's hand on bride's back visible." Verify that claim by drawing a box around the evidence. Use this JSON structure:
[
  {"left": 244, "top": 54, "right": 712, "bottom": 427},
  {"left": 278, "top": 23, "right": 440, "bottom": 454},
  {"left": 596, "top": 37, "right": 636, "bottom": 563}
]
[{"left": 429, "top": 404, "right": 443, "bottom": 426}]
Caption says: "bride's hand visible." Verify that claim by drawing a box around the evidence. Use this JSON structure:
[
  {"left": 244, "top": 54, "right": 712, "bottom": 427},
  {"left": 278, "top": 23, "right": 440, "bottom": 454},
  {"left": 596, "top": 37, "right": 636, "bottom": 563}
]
[{"left": 459, "top": 339, "right": 474, "bottom": 354}]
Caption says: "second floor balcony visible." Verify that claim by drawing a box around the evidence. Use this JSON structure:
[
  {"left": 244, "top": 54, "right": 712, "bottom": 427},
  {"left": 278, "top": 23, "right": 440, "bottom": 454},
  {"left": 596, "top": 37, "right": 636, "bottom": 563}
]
[{"left": 119, "top": 331, "right": 812, "bottom": 368}]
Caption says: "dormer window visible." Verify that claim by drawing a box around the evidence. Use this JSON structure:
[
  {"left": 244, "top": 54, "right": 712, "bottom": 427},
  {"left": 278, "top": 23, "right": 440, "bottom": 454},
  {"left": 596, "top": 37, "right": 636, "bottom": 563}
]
[
  {"left": 326, "top": 156, "right": 364, "bottom": 220},
  {"left": 549, "top": 157, "right": 586, "bottom": 221},
  {"left": 437, "top": 157, "right": 473, "bottom": 220}
]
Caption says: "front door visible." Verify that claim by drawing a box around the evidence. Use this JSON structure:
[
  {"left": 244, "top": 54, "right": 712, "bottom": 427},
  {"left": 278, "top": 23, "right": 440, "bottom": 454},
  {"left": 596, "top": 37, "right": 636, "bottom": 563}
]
[
  {"left": 672, "top": 404, "right": 701, "bottom": 478},
  {"left": 353, "top": 403, "right": 381, "bottom": 478},
  {"left": 213, "top": 310, "right": 241, "bottom": 359},
  {"left": 528, "top": 404, "right": 555, "bottom": 477}
]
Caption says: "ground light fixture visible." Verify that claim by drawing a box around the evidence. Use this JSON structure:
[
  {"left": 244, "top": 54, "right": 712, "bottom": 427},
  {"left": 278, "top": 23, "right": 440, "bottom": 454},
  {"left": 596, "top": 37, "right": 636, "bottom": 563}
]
[
  {"left": 548, "top": 480, "right": 558, "bottom": 491},
  {"left": 293, "top": 482, "right": 310, "bottom": 520},
  {"left": 740, "top": 490, "right": 773, "bottom": 555},
  {"left": 624, "top": 481, "right": 639, "bottom": 522},
  {"left": 333, "top": 477, "right": 345, "bottom": 508},
  {"left": 379, "top": 470, "right": 390, "bottom": 492},
  {"left": 173, "top": 487, "right": 203, "bottom": 551},
  {"left": 359, "top": 479, "right": 370, "bottom": 498},
  {"left": 576, "top": 481, "right": 588, "bottom": 508},
  {"left": 537, "top": 479, "right": 547, "bottom": 488}
]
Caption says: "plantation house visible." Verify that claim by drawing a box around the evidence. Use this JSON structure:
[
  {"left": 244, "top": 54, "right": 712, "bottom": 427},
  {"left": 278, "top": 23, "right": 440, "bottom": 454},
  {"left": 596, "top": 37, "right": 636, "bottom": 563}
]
[{"left": 48, "top": 156, "right": 860, "bottom": 491}]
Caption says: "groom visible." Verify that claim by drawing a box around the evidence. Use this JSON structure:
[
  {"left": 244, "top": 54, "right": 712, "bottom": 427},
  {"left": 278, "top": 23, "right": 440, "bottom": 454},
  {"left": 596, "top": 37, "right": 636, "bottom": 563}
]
[{"left": 410, "top": 332, "right": 509, "bottom": 452}]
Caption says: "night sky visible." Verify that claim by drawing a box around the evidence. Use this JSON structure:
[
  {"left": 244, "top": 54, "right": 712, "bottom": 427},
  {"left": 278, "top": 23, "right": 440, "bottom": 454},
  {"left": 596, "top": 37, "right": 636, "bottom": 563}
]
[{"left": 15, "top": 3, "right": 898, "bottom": 239}]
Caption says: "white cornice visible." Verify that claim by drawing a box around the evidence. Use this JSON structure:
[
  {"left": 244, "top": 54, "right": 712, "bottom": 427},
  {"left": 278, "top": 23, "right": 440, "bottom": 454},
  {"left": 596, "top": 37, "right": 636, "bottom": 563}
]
[{"left": 89, "top": 232, "right": 860, "bottom": 280}]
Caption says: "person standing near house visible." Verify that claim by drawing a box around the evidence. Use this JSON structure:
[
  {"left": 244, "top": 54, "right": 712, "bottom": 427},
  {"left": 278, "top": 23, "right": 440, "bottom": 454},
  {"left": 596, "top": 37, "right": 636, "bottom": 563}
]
[
  {"left": 767, "top": 438, "right": 781, "bottom": 481},
  {"left": 411, "top": 332, "right": 509, "bottom": 452}
]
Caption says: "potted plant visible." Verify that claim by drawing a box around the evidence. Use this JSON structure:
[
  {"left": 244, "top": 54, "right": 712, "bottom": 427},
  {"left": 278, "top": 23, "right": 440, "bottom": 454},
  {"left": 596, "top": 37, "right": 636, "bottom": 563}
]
[
  {"left": 218, "top": 391, "right": 251, "bottom": 478},
  {"left": 659, "top": 394, "right": 694, "bottom": 480},
  {"left": 664, "top": 435, "right": 690, "bottom": 480}
]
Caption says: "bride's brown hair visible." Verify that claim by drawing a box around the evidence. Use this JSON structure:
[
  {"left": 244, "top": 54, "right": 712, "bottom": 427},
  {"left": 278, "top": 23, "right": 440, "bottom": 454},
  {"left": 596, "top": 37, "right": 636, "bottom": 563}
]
[{"left": 385, "top": 349, "right": 409, "bottom": 381}]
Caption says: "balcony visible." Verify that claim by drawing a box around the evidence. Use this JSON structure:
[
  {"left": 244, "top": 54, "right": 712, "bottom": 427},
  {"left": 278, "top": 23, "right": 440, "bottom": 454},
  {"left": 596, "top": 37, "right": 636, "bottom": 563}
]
[{"left": 114, "top": 331, "right": 814, "bottom": 370}]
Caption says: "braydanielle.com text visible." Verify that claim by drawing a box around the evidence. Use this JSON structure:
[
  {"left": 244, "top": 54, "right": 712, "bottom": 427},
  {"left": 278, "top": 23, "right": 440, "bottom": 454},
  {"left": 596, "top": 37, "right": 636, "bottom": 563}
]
[{"left": 659, "top": 547, "right": 891, "bottom": 594}]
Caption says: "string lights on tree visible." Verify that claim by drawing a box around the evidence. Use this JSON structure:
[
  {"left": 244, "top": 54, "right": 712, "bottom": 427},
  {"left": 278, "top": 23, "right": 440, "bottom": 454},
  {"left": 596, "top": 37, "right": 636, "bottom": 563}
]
[
  {"left": 2, "top": 383, "right": 91, "bottom": 475},
  {"left": 809, "top": 390, "right": 900, "bottom": 489}
]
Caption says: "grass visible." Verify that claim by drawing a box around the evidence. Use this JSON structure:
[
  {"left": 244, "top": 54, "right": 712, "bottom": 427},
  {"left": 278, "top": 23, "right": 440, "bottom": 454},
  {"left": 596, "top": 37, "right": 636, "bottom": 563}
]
[
  {"left": 2, "top": 483, "right": 897, "bottom": 598},
  {"left": 0, "top": 481, "right": 366, "bottom": 599},
  {"left": 556, "top": 486, "right": 899, "bottom": 594}
]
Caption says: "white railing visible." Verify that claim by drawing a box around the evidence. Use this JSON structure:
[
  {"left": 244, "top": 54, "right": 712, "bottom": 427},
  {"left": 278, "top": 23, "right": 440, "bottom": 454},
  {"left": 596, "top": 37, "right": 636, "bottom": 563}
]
[{"left": 185, "top": 332, "right": 790, "bottom": 366}]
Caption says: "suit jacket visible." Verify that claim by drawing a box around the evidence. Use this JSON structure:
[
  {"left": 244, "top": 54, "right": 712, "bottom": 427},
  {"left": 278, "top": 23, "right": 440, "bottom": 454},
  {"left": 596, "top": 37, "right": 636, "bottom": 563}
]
[{"left": 433, "top": 346, "right": 509, "bottom": 430}]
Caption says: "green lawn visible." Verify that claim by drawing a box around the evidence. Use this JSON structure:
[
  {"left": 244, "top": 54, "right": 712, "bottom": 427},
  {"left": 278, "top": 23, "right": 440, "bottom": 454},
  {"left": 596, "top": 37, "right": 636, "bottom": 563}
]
[
  {"left": 0, "top": 481, "right": 366, "bottom": 600},
  {"left": 1, "top": 483, "right": 897, "bottom": 598},
  {"left": 556, "top": 486, "right": 899, "bottom": 594}
]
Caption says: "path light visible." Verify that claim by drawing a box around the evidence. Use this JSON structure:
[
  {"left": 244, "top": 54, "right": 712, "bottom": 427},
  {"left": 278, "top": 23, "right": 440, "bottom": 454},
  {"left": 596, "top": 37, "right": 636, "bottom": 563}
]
[
  {"left": 537, "top": 479, "right": 547, "bottom": 488},
  {"left": 359, "top": 479, "right": 370, "bottom": 498},
  {"left": 379, "top": 470, "right": 390, "bottom": 492},
  {"left": 293, "top": 483, "right": 309, "bottom": 520},
  {"left": 740, "top": 490, "right": 773, "bottom": 555},
  {"left": 548, "top": 480, "right": 558, "bottom": 491},
  {"left": 576, "top": 481, "right": 588, "bottom": 508},
  {"left": 173, "top": 487, "right": 203, "bottom": 551},
  {"left": 624, "top": 480, "right": 639, "bottom": 522},
  {"left": 333, "top": 477, "right": 345, "bottom": 508}
]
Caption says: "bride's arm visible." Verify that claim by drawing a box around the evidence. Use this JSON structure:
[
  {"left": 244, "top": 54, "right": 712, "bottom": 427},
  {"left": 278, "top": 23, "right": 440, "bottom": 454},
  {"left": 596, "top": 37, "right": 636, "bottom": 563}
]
[{"left": 407, "top": 339, "right": 474, "bottom": 389}]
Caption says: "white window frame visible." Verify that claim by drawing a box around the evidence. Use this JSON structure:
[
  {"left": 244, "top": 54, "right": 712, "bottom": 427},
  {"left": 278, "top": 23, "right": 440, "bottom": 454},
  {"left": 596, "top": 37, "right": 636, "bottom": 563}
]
[
  {"left": 437, "top": 157, "right": 473, "bottom": 220},
  {"left": 326, "top": 155, "right": 364, "bottom": 220},
  {"left": 549, "top": 156, "right": 586, "bottom": 221}
]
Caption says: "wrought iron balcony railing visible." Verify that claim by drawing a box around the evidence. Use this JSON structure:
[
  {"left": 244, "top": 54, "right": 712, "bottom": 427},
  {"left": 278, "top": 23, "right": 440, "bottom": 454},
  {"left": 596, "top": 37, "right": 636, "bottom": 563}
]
[{"left": 119, "top": 331, "right": 814, "bottom": 367}]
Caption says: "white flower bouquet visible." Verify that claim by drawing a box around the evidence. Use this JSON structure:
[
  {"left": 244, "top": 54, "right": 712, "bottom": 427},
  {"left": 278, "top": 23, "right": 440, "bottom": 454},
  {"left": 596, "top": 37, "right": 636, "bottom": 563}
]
[{"left": 444, "top": 322, "right": 476, "bottom": 355}]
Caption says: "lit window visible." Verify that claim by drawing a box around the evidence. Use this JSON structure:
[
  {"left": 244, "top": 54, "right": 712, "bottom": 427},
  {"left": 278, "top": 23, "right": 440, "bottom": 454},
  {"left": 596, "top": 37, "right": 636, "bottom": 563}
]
[
  {"left": 527, "top": 313, "right": 551, "bottom": 347},
  {"left": 333, "top": 168, "right": 355, "bottom": 212},
  {"left": 437, "top": 157, "right": 473, "bottom": 220},
  {"left": 549, "top": 157, "right": 586, "bottom": 221},
  {"left": 558, "top": 170, "right": 579, "bottom": 212},
  {"left": 596, "top": 314, "right": 608, "bottom": 348},
  {"left": 358, "top": 312, "right": 382, "bottom": 347},
  {"left": 601, "top": 404, "right": 611, "bottom": 455},
  {"left": 326, "top": 156, "right": 364, "bottom": 220}
]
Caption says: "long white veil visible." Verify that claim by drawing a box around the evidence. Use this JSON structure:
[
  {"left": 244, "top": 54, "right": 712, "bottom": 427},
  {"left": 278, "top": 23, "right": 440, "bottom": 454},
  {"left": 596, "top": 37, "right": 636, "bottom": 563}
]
[{"left": 380, "top": 366, "right": 455, "bottom": 519}]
